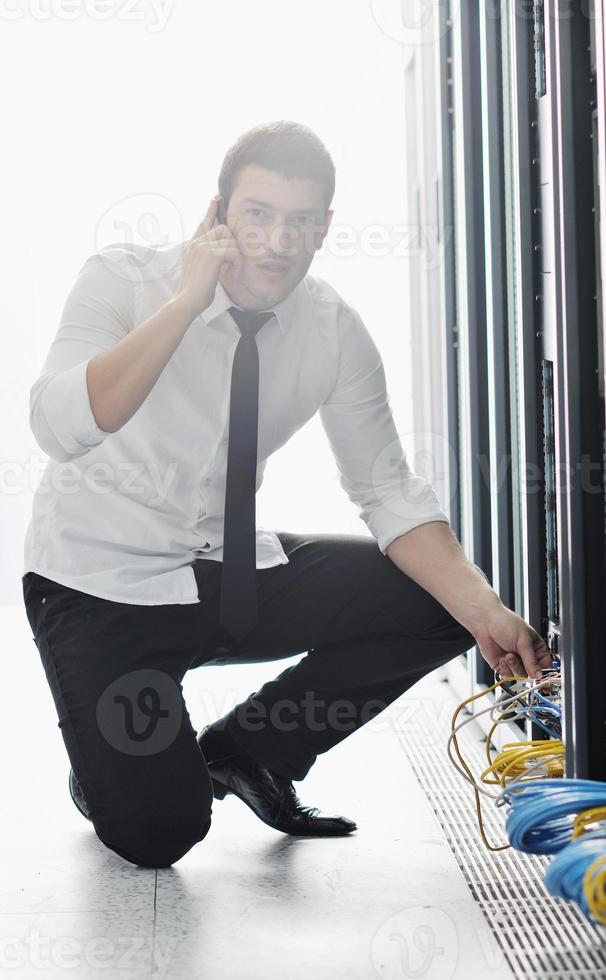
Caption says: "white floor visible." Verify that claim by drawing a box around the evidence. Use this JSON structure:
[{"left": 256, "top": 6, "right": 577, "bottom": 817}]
[{"left": 1, "top": 604, "right": 514, "bottom": 980}]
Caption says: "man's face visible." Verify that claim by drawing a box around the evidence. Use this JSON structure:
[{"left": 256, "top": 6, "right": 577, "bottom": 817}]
[{"left": 219, "top": 164, "right": 333, "bottom": 310}]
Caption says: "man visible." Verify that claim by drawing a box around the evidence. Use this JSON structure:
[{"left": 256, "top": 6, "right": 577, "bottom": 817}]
[{"left": 22, "top": 120, "right": 552, "bottom": 869}]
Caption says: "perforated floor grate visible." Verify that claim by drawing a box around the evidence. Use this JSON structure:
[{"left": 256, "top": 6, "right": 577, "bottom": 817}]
[{"left": 395, "top": 688, "right": 606, "bottom": 979}]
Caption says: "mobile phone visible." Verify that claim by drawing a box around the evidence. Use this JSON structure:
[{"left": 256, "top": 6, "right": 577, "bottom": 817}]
[{"left": 213, "top": 195, "right": 226, "bottom": 228}]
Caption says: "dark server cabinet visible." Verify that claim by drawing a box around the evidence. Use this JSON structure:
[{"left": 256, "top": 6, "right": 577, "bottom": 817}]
[
  {"left": 409, "top": 1, "right": 606, "bottom": 775},
  {"left": 538, "top": 0, "right": 606, "bottom": 780}
]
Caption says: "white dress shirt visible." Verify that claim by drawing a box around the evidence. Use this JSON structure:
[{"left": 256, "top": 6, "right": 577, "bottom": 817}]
[{"left": 23, "top": 241, "right": 449, "bottom": 605}]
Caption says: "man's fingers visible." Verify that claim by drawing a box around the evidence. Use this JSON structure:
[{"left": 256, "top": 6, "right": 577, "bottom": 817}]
[
  {"left": 191, "top": 196, "right": 221, "bottom": 240},
  {"left": 478, "top": 612, "right": 553, "bottom": 682},
  {"left": 530, "top": 628, "right": 553, "bottom": 663},
  {"left": 506, "top": 652, "right": 526, "bottom": 677},
  {"left": 203, "top": 235, "right": 241, "bottom": 263},
  {"left": 478, "top": 633, "right": 508, "bottom": 672},
  {"left": 517, "top": 631, "right": 545, "bottom": 679}
]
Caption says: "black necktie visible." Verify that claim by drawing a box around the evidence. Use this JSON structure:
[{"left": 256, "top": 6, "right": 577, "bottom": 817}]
[{"left": 219, "top": 305, "right": 275, "bottom": 642}]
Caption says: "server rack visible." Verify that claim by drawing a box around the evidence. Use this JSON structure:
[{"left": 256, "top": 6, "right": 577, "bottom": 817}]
[{"left": 406, "top": 0, "right": 606, "bottom": 776}]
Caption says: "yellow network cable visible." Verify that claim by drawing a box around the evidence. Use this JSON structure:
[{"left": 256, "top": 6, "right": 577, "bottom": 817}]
[
  {"left": 572, "top": 807, "right": 606, "bottom": 841},
  {"left": 484, "top": 702, "right": 535, "bottom": 773},
  {"left": 486, "top": 718, "right": 501, "bottom": 772},
  {"left": 583, "top": 855, "right": 606, "bottom": 925},
  {"left": 480, "top": 740, "right": 564, "bottom": 785},
  {"left": 450, "top": 677, "right": 522, "bottom": 852}
]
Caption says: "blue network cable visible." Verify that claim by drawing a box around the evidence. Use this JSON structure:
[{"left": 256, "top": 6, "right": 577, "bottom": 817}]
[
  {"left": 503, "top": 780, "right": 606, "bottom": 923},
  {"left": 544, "top": 831, "right": 606, "bottom": 919},
  {"left": 502, "top": 779, "right": 606, "bottom": 854},
  {"left": 526, "top": 715, "right": 562, "bottom": 738},
  {"left": 532, "top": 689, "right": 562, "bottom": 714}
]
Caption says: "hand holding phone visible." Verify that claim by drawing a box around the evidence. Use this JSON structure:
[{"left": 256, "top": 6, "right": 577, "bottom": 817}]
[{"left": 174, "top": 195, "right": 239, "bottom": 319}]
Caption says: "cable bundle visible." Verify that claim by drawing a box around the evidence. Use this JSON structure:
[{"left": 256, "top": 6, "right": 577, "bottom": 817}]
[
  {"left": 528, "top": 688, "right": 562, "bottom": 738},
  {"left": 583, "top": 854, "right": 606, "bottom": 924},
  {"left": 544, "top": 833, "right": 606, "bottom": 923},
  {"left": 446, "top": 670, "right": 606, "bottom": 923},
  {"left": 481, "top": 739, "right": 564, "bottom": 785},
  {"left": 447, "top": 673, "right": 563, "bottom": 851},
  {"left": 501, "top": 779, "right": 606, "bottom": 924},
  {"left": 501, "top": 779, "right": 606, "bottom": 854}
]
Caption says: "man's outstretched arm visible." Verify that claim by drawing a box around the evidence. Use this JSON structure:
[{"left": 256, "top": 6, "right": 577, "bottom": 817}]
[
  {"left": 319, "top": 302, "right": 552, "bottom": 681},
  {"left": 386, "top": 520, "right": 502, "bottom": 631},
  {"left": 386, "top": 521, "right": 552, "bottom": 680}
]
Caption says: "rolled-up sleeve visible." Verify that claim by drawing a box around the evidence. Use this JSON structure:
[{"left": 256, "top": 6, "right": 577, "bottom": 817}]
[
  {"left": 319, "top": 305, "right": 450, "bottom": 554},
  {"left": 29, "top": 250, "right": 136, "bottom": 462}
]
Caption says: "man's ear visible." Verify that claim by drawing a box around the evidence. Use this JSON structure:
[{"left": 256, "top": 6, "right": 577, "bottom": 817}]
[{"left": 314, "top": 209, "right": 333, "bottom": 250}]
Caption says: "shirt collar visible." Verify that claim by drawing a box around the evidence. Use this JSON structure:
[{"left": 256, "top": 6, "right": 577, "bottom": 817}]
[{"left": 200, "top": 278, "right": 299, "bottom": 335}]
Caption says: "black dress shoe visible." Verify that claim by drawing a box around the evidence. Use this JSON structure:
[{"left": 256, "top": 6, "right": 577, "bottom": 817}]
[
  {"left": 197, "top": 726, "right": 357, "bottom": 837},
  {"left": 69, "top": 768, "right": 92, "bottom": 821}
]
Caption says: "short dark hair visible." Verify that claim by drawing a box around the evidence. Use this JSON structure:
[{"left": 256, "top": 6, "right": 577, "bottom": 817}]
[{"left": 218, "top": 120, "right": 335, "bottom": 215}]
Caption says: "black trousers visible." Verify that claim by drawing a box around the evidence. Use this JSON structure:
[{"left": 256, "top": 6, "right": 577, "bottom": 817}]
[{"left": 21, "top": 530, "right": 475, "bottom": 868}]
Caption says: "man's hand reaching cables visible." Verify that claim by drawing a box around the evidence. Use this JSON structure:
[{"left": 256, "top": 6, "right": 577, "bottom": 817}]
[{"left": 470, "top": 605, "right": 553, "bottom": 680}]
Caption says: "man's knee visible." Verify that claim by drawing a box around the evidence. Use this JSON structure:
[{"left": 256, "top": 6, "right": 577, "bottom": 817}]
[{"left": 97, "top": 808, "right": 212, "bottom": 869}]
